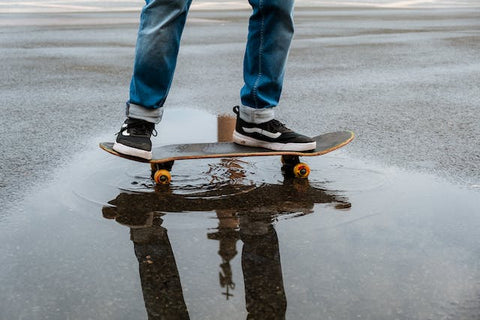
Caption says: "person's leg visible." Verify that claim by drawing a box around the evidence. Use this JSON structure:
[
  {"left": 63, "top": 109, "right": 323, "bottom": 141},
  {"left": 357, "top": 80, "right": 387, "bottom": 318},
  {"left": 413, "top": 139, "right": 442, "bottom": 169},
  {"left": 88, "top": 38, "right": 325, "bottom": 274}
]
[
  {"left": 114, "top": 0, "right": 192, "bottom": 159},
  {"left": 241, "top": 0, "right": 294, "bottom": 112},
  {"left": 129, "top": 0, "right": 192, "bottom": 122},
  {"left": 234, "top": 0, "right": 316, "bottom": 151}
]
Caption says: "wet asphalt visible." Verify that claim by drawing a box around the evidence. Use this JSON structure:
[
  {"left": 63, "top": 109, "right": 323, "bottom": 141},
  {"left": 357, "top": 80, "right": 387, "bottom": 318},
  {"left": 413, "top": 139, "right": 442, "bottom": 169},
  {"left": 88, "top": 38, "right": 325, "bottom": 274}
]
[
  {"left": 1, "top": 6, "right": 479, "bottom": 206},
  {"left": 0, "top": 5, "right": 480, "bottom": 320}
]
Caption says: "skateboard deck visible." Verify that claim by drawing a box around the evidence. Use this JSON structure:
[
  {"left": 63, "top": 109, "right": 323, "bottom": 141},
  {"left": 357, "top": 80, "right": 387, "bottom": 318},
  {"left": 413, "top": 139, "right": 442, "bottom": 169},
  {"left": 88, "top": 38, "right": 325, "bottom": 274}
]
[{"left": 100, "top": 131, "right": 354, "bottom": 184}]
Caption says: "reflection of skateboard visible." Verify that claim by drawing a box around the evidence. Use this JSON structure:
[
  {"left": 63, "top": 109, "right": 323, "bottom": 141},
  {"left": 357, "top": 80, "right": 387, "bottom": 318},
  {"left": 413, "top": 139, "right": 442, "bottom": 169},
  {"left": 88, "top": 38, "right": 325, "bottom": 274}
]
[{"left": 99, "top": 131, "right": 354, "bottom": 185}]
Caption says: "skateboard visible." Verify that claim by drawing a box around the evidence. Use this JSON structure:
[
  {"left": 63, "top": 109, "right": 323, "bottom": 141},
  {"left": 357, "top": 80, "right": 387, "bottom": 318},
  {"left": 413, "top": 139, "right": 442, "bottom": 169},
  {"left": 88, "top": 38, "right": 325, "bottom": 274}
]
[{"left": 99, "top": 131, "right": 354, "bottom": 185}]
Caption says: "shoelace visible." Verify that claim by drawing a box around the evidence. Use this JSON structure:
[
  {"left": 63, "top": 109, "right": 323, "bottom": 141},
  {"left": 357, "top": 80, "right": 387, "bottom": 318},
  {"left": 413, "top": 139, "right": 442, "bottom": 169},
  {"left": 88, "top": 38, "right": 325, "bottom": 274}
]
[
  {"left": 266, "top": 119, "right": 291, "bottom": 133},
  {"left": 118, "top": 121, "right": 158, "bottom": 137},
  {"left": 233, "top": 105, "right": 291, "bottom": 133}
]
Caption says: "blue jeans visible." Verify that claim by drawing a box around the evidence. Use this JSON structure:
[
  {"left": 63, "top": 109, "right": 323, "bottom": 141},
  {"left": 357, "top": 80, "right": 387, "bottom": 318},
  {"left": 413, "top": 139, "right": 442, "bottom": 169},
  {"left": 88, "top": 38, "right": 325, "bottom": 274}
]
[{"left": 128, "top": 0, "right": 294, "bottom": 123}]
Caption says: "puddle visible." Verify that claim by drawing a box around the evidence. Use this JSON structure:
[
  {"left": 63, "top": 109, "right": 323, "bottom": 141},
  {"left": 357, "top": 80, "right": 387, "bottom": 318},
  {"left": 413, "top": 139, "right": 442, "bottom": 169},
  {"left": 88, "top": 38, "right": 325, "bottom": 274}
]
[{"left": 0, "top": 108, "right": 479, "bottom": 320}]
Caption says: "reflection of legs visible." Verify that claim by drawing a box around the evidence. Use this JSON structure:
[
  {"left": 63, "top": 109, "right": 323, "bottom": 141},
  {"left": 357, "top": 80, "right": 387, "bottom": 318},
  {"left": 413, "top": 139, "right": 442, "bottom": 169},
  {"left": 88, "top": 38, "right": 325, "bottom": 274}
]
[
  {"left": 241, "top": 222, "right": 287, "bottom": 319},
  {"left": 133, "top": 226, "right": 189, "bottom": 320}
]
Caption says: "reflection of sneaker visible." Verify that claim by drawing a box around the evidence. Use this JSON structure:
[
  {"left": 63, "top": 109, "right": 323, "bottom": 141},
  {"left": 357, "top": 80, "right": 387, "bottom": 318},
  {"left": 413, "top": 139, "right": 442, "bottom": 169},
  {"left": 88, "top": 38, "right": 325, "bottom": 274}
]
[
  {"left": 113, "top": 118, "right": 156, "bottom": 160},
  {"left": 232, "top": 106, "right": 316, "bottom": 151}
]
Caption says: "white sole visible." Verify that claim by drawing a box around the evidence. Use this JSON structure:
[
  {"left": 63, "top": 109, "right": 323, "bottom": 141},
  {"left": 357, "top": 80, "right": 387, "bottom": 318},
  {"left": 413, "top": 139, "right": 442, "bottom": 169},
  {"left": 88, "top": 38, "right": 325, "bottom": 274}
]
[
  {"left": 233, "top": 131, "right": 316, "bottom": 151},
  {"left": 113, "top": 142, "right": 152, "bottom": 160}
]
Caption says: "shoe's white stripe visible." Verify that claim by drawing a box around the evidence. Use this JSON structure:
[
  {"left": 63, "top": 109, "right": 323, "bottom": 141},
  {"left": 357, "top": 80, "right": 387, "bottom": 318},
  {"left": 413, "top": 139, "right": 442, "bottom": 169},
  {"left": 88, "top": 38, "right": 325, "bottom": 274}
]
[
  {"left": 233, "top": 131, "right": 316, "bottom": 151},
  {"left": 113, "top": 142, "right": 152, "bottom": 160},
  {"left": 242, "top": 127, "right": 282, "bottom": 139},
  {"left": 120, "top": 124, "right": 130, "bottom": 136}
]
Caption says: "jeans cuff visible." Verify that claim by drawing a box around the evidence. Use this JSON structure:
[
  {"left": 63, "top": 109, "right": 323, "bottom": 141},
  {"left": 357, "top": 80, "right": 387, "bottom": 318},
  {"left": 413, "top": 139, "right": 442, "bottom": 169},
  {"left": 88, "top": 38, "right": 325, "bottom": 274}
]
[
  {"left": 126, "top": 102, "right": 163, "bottom": 124},
  {"left": 239, "top": 105, "right": 275, "bottom": 124}
]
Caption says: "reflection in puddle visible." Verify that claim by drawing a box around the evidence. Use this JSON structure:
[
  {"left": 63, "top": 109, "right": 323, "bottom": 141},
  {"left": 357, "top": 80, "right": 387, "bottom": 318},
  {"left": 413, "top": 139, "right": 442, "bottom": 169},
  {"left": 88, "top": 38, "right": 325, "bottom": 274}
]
[
  {"left": 102, "top": 170, "right": 349, "bottom": 318},
  {"left": 1, "top": 108, "right": 479, "bottom": 319},
  {"left": 105, "top": 177, "right": 347, "bottom": 216}
]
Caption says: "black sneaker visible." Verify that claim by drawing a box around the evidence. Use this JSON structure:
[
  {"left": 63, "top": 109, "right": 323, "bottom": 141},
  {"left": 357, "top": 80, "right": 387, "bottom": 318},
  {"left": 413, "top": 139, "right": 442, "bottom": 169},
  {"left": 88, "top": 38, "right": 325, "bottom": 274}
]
[
  {"left": 113, "top": 118, "right": 156, "bottom": 160},
  {"left": 232, "top": 106, "right": 316, "bottom": 151}
]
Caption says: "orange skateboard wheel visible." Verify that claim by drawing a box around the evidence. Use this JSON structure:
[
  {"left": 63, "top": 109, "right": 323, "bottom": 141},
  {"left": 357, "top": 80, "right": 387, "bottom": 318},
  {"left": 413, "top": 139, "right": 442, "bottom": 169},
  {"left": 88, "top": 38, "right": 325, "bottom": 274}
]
[
  {"left": 153, "top": 169, "right": 171, "bottom": 185},
  {"left": 293, "top": 163, "right": 310, "bottom": 179}
]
